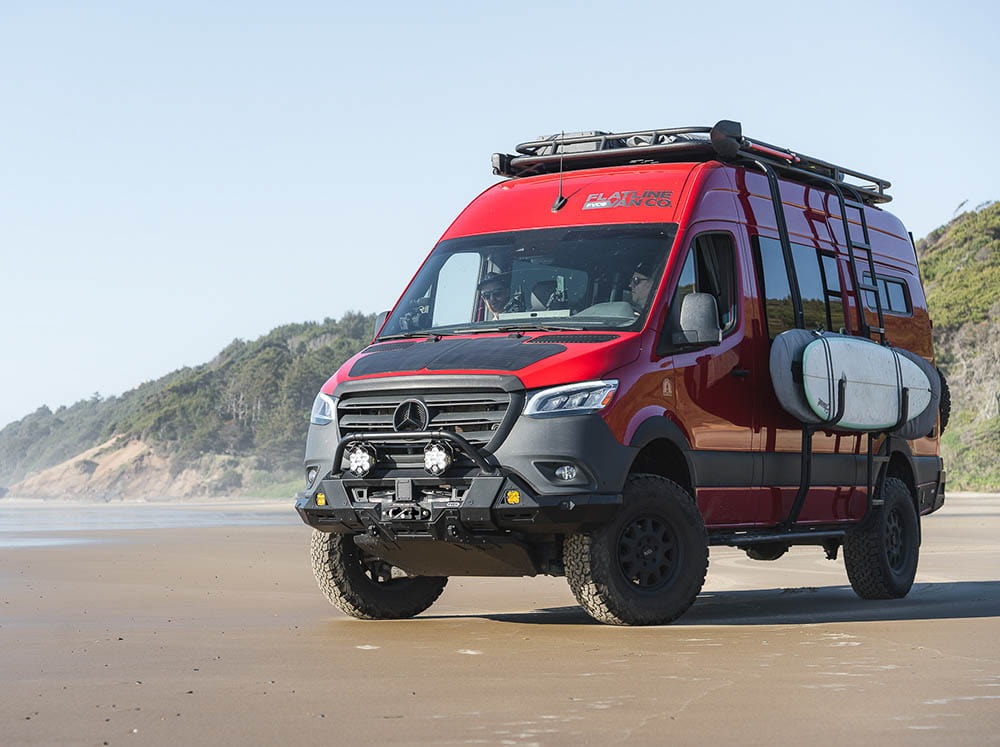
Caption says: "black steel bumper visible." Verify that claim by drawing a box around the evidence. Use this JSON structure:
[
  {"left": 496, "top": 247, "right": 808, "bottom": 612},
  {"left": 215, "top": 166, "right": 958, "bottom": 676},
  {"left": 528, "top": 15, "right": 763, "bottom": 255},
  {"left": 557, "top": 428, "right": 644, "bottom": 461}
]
[
  {"left": 300, "top": 423, "right": 623, "bottom": 539},
  {"left": 296, "top": 473, "right": 621, "bottom": 538}
]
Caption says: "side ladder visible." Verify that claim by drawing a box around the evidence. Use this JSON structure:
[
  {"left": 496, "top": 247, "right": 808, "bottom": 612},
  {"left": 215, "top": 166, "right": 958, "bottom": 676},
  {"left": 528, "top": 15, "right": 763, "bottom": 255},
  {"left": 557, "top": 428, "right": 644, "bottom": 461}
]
[
  {"left": 753, "top": 160, "right": 894, "bottom": 532},
  {"left": 829, "top": 182, "right": 887, "bottom": 345},
  {"left": 827, "top": 185, "right": 894, "bottom": 520}
]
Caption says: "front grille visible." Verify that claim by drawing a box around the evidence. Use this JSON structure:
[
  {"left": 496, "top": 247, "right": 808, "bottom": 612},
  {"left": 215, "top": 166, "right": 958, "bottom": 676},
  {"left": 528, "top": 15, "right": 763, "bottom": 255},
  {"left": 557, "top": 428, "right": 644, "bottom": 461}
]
[{"left": 337, "top": 390, "right": 515, "bottom": 468}]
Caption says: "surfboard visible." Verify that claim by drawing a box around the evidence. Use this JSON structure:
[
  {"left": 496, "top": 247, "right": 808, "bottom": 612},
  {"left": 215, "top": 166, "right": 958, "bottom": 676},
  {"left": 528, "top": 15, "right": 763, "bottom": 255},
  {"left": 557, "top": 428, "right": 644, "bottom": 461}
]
[{"left": 801, "top": 335, "right": 933, "bottom": 431}]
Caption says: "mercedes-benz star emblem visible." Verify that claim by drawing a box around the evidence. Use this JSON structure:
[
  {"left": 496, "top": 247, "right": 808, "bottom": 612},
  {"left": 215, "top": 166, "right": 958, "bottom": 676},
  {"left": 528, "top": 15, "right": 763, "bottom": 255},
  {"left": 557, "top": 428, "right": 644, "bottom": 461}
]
[{"left": 392, "top": 399, "right": 430, "bottom": 432}]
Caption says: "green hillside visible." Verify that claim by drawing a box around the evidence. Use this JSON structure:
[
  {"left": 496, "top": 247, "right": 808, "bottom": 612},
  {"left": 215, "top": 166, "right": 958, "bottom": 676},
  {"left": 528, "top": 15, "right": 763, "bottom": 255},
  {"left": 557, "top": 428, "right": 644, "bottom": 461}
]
[
  {"left": 0, "top": 312, "right": 375, "bottom": 496},
  {"left": 917, "top": 200, "right": 1000, "bottom": 490},
  {"left": 918, "top": 201, "right": 1000, "bottom": 330}
]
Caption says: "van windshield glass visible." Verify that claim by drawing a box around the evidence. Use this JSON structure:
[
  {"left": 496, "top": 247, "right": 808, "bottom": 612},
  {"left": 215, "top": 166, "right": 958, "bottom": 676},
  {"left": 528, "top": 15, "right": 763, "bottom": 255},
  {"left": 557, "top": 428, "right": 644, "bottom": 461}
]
[{"left": 379, "top": 223, "right": 678, "bottom": 338}]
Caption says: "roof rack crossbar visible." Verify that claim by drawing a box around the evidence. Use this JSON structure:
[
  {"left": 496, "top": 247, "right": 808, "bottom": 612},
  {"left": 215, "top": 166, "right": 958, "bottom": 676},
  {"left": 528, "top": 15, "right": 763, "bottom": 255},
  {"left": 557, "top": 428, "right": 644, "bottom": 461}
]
[
  {"left": 492, "top": 120, "right": 892, "bottom": 204},
  {"left": 514, "top": 126, "right": 713, "bottom": 155}
]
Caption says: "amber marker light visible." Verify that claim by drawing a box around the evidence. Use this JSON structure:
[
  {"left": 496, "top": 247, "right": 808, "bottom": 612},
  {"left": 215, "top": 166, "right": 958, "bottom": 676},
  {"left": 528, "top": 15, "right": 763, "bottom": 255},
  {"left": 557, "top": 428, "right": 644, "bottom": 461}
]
[
  {"left": 316, "top": 493, "right": 327, "bottom": 506},
  {"left": 505, "top": 490, "right": 521, "bottom": 505}
]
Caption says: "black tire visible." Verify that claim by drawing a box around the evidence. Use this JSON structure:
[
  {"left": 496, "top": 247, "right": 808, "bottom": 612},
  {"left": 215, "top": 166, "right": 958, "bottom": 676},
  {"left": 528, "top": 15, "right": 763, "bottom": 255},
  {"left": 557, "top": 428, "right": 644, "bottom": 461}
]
[
  {"left": 938, "top": 368, "right": 951, "bottom": 435},
  {"left": 564, "top": 474, "right": 708, "bottom": 626},
  {"left": 745, "top": 542, "right": 789, "bottom": 561},
  {"left": 843, "top": 477, "right": 919, "bottom": 600},
  {"left": 309, "top": 530, "right": 447, "bottom": 619}
]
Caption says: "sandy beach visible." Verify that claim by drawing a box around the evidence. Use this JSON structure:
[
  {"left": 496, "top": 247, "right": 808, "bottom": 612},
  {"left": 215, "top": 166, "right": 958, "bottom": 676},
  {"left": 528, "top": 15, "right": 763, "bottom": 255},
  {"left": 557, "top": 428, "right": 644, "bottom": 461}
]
[{"left": 2, "top": 495, "right": 998, "bottom": 745}]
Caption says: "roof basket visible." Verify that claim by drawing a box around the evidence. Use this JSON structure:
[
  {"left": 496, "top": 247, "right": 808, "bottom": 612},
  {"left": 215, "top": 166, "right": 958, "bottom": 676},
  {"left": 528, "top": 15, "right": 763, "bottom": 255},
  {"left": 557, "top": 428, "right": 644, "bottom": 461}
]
[{"left": 491, "top": 120, "right": 892, "bottom": 205}]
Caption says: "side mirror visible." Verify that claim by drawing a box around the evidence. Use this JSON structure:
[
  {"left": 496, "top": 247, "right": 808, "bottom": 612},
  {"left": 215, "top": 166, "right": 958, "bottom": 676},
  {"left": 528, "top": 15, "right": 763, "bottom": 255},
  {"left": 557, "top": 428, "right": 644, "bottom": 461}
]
[
  {"left": 372, "top": 310, "right": 390, "bottom": 341},
  {"left": 672, "top": 293, "right": 722, "bottom": 347}
]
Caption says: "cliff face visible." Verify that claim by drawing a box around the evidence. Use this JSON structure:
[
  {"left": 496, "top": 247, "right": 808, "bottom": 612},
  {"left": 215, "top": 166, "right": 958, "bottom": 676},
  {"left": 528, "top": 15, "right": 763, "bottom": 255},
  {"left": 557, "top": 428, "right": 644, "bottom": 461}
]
[
  {"left": 7, "top": 435, "right": 277, "bottom": 500},
  {"left": 917, "top": 201, "right": 1000, "bottom": 489}
]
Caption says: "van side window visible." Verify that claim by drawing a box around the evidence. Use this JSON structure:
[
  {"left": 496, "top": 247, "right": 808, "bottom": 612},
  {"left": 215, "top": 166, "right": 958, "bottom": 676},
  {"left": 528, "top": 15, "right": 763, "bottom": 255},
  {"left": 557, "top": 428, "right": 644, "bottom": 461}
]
[
  {"left": 754, "top": 237, "right": 795, "bottom": 337},
  {"left": 754, "top": 237, "right": 847, "bottom": 336},
  {"left": 791, "top": 244, "right": 827, "bottom": 331},
  {"left": 862, "top": 272, "right": 912, "bottom": 315},
  {"left": 661, "top": 232, "right": 737, "bottom": 351}
]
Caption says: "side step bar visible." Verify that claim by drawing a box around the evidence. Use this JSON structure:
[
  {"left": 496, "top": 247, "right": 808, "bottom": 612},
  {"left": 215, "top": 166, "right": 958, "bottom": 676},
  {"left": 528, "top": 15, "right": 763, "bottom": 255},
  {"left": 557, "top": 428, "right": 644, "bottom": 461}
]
[{"left": 709, "top": 528, "right": 846, "bottom": 548}]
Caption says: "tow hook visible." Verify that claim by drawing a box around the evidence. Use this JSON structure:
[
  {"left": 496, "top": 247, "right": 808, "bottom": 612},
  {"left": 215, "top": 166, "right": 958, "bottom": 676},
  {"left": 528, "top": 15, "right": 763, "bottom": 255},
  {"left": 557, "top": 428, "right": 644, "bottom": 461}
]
[{"left": 384, "top": 505, "right": 430, "bottom": 521}]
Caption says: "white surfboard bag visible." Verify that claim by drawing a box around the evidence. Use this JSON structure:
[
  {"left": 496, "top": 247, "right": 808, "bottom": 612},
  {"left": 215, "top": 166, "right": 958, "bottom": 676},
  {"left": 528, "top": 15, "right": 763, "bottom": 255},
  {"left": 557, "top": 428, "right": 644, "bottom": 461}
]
[{"left": 770, "top": 329, "right": 939, "bottom": 439}]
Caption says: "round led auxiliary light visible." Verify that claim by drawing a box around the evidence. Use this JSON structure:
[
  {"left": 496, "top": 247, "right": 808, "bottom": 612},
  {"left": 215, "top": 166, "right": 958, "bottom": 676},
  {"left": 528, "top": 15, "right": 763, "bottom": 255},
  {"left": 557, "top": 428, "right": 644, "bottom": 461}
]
[
  {"left": 347, "top": 443, "right": 377, "bottom": 477},
  {"left": 423, "top": 441, "right": 453, "bottom": 476}
]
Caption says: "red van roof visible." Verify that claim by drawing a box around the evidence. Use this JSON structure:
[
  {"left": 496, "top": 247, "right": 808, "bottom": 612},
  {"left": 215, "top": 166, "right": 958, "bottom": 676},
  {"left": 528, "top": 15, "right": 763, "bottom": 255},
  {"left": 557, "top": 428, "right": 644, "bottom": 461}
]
[{"left": 440, "top": 162, "right": 704, "bottom": 240}]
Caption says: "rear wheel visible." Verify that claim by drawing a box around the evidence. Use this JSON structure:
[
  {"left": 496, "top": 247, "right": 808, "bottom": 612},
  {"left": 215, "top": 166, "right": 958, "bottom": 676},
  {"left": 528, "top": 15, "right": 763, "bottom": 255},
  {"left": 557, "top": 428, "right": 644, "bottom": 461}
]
[
  {"left": 310, "top": 530, "right": 447, "bottom": 619},
  {"left": 938, "top": 368, "right": 951, "bottom": 435},
  {"left": 843, "top": 477, "right": 919, "bottom": 599},
  {"left": 564, "top": 474, "right": 708, "bottom": 625}
]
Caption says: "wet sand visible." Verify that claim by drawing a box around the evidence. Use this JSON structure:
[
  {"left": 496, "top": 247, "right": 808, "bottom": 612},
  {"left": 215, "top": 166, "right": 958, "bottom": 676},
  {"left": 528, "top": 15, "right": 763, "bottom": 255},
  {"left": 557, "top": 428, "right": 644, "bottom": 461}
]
[{"left": 2, "top": 495, "right": 999, "bottom": 745}]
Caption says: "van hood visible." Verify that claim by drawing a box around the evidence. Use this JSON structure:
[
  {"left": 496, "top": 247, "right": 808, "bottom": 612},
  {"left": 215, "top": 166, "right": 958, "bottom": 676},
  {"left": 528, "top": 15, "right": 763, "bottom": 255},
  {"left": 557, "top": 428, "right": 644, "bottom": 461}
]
[{"left": 323, "top": 333, "right": 644, "bottom": 393}]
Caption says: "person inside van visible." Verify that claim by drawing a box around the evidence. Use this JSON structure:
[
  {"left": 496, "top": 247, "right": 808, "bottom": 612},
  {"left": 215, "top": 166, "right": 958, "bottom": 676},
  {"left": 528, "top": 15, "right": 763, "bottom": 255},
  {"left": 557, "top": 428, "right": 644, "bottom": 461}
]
[
  {"left": 479, "top": 273, "right": 511, "bottom": 320},
  {"left": 629, "top": 260, "right": 655, "bottom": 313}
]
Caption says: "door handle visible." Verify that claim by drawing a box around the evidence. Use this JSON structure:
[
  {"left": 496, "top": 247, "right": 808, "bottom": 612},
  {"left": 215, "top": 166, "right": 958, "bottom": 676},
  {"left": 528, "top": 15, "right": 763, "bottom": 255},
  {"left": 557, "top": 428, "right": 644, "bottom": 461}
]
[{"left": 731, "top": 368, "right": 750, "bottom": 379}]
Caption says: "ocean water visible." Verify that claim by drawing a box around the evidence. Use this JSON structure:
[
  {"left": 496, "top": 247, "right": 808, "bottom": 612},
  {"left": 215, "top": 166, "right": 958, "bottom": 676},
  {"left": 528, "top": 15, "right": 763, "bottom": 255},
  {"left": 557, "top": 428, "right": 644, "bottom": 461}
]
[{"left": 0, "top": 502, "right": 298, "bottom": 548}]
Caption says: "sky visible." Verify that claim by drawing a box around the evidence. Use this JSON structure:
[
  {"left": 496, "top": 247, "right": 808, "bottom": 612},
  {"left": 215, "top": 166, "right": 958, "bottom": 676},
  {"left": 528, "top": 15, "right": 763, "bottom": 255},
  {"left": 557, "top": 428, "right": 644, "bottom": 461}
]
[{"left": 1, "top": 0, "right": 998, "bottom": 428}]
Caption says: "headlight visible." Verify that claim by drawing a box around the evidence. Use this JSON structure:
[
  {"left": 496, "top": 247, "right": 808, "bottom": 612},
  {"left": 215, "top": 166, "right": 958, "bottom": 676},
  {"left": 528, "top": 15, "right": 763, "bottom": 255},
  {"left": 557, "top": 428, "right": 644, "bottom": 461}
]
[
  {"left": 523, "top": 379, "right": 618, "bottom": 416},
  {"left": 310, "top": 392, "right": 337, "bottom": 425}
]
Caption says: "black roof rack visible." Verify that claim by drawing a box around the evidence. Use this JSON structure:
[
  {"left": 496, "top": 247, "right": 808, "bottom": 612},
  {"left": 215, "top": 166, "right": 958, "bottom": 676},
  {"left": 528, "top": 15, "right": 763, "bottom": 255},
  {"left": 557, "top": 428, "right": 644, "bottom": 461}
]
[{"left": 491, "top": 120, "right": 892, "bottom": 205}]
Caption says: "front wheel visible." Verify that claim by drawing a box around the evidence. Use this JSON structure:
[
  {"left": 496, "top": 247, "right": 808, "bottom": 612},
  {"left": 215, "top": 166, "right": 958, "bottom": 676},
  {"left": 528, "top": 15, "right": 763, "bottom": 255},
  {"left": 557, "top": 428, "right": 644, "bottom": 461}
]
[
  {"left": 310, "top": 530, "right": 447, "bottom": 619},
  {"left": 564, "top": 474, "right": 708, "bottom": 625},
  {"left": 843, "top": 477, "right": 919, "bottom": 599}
]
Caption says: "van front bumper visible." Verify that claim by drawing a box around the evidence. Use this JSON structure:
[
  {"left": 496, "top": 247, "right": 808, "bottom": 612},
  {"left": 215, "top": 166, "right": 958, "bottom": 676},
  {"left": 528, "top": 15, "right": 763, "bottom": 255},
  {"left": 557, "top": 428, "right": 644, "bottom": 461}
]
[{"left": 295, "top": 472, "right": 621, "bottom": 538}]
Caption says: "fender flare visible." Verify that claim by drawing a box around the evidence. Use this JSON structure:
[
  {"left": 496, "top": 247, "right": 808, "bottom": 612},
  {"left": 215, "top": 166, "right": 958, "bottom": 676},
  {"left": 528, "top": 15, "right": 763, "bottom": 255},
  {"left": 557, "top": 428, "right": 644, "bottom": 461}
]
[
  {"left": 882, "top": 437, "right": 918, "bottom": 491},
  {"left": 627, "top": 416, "right": 698, "bottom": 487}
]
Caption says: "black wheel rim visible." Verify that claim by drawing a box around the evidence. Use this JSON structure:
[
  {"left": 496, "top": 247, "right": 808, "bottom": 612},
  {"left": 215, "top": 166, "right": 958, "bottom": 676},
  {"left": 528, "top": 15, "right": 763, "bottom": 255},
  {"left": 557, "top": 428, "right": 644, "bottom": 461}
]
[
  {"left": 617, "top": 514, "right": 679, "bottom": 591},
  {"left": 886, "top": 506, "right": 906, "bottom": 571}
]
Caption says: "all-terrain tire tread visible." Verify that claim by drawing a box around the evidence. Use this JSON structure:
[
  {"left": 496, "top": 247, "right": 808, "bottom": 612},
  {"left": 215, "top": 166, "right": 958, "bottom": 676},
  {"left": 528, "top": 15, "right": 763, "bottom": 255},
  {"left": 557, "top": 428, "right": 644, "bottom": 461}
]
[
  {"left": 564, "top": 474, "right": 708, "bottom": 626},
  {"left": 309, "top": 530, "right": 446, "bottom": 619},
  {"left": 938, "top": 368, "right": 951, "bottom": 435},
  {"left": 843, "top": 477, "right": 917, "bottom": 600}
]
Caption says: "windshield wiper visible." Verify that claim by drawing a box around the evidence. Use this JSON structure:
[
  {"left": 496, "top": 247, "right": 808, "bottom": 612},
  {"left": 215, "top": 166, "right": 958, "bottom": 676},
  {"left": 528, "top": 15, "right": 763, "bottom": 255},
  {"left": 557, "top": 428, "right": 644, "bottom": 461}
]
[
  {"left": 447, "top": 323, "right": 591, "bottom": 334},
  {"left": 373, "top": 332, "right": 434, "bottom": 341},
  {"left": 380, "top": 324, "right": 593, "bottom": 340},
  {"left": 498, "top": 323, "right": 590, "bottom": 332},
  {"left": 375, "top": 329, "right": 478, "bottom": 341}
]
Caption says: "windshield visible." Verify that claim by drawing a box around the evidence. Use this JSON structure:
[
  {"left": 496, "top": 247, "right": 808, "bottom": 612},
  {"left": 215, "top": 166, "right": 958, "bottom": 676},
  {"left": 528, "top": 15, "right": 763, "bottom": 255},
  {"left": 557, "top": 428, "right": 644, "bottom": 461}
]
[{"left": 379, "top": 223, "right": 678, "bottom": 338}]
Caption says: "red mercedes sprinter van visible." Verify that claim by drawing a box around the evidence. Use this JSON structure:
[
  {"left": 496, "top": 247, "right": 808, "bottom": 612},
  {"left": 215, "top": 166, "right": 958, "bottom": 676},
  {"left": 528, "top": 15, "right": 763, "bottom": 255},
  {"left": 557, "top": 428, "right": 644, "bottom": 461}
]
[{"left": 296, "top": 121, "right": 947, "bottom": 625}]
